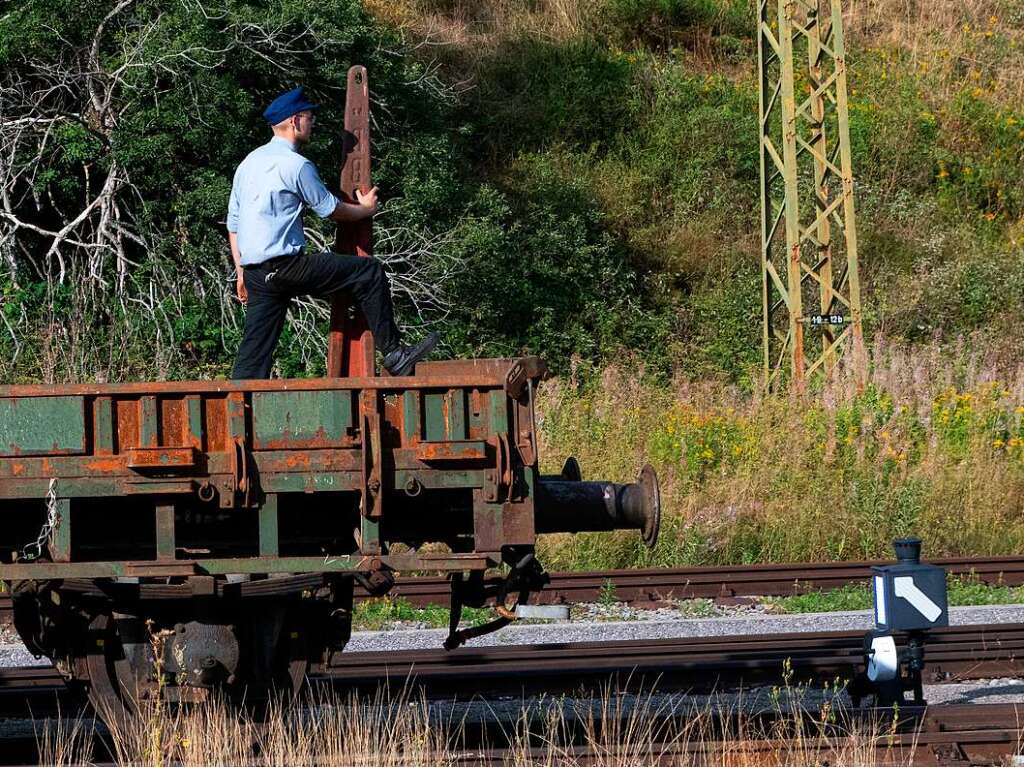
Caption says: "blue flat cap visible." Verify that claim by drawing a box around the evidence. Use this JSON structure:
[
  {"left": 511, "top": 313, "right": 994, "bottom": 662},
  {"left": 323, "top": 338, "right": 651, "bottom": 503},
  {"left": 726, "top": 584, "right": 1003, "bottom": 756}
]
[{"left": 263, "top": 86, "right": 320, "bottom": 125}]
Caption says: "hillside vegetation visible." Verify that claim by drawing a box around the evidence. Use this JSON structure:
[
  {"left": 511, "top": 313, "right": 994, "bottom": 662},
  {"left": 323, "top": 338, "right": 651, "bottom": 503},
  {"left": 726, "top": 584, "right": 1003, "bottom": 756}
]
[{"left": 1, "top": 0, "right": 1022, "bottom": 565}]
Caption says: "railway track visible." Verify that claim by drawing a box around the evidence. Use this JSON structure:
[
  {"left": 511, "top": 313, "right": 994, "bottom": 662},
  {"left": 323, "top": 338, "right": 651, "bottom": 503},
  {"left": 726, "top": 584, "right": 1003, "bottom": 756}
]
[
  {"left": 3, "top": 621, "right": 1022, "bottom": 706},
  {"left": 3, "top": 554, "right": 1024, "bottom": 624},
  {"left": 319, "top": 622, "right": 1024, "bottom": 697},
  {"left": 2, "top": 628, "right": 1022, "bottom": 767}
]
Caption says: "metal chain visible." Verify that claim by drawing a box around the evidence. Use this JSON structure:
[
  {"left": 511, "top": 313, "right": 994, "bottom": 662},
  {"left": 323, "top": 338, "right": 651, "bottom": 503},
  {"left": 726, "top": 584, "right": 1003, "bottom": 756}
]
[{"left": 21, "top": 478, "right": 59, "bottom": 562}]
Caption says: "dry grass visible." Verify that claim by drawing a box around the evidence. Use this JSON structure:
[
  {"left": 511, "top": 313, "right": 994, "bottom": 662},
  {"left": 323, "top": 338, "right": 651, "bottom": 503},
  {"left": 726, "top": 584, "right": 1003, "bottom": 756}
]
[
  {"left": 365, "top": 0, "right": 1024, "bottom": 99},
  {"left": 536, "top": 337, "right": 1024, "bottom": 570},
  {"left": 87, "top": 689, "right": 455, "bottom": 766},
  {"left": 363, "top": 0, "right": 594, "bottom": 50},
  {"left": 34, "top": 686, "right": 928, "bottom": 766},
  {"left": 845, "top": 0, "right": 1024, "bottom": 109}
]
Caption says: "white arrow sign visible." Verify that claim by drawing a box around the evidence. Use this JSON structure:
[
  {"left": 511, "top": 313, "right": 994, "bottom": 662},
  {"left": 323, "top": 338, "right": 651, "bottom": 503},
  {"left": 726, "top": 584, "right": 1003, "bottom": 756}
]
[{"left": 894, "top": 576, "right": 942, "bottom": 622}]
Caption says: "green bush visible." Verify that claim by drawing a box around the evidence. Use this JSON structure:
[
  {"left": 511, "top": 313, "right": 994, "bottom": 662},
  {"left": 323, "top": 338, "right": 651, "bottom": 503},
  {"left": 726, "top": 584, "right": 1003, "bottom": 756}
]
[
  {"left": 441, "top": 157, "right": 673, "bottom": 369},
  {"left": 599, "top": 0, "right": 751, "bottom": 46},
  {"left": 467, "top": 37, "right": 634, "bottom": 155}
]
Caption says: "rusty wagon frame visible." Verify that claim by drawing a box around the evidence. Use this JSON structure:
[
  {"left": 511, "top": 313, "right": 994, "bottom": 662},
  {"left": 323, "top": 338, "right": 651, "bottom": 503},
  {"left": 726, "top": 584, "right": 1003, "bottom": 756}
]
[{"left": 0, "top": 358, "right": 552, "bottom": 581}]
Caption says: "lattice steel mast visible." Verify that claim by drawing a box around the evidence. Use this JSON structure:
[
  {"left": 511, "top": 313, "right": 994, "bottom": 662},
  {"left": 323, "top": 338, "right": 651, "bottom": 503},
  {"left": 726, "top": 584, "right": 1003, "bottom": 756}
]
[{"left": 758, "top": 0, "right": 866, "bottom": 391}]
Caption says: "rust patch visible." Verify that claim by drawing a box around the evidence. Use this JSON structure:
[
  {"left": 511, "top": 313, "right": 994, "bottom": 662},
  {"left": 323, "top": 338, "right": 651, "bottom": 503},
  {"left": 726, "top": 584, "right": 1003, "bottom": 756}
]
[
  {"left": 416, "top": 441, "right": 486, "bottom": 461},
  {"left": 127, "top": 447, "right": 197, "bottom": 470},
  {"left": 206, "top": 396, "right": 227, "bottom": 453},
  {"left": 84, "top": 457, "right": 123, "bottom": 472},
  {"left": 284, "top": 453, "right": 312, "bottom": 469}
]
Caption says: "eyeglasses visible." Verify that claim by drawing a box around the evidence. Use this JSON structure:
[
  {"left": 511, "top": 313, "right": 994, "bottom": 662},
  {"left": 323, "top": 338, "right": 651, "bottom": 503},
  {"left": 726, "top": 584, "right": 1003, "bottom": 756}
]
[{"left": 295, "top": 112, "right": 316, "bottom": 125}]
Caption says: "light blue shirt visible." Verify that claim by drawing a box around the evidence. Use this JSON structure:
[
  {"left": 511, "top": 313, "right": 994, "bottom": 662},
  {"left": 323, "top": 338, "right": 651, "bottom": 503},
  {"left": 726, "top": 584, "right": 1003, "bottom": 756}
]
[{"left": 226, "top": 137, "right": 340, "bottom": 265}]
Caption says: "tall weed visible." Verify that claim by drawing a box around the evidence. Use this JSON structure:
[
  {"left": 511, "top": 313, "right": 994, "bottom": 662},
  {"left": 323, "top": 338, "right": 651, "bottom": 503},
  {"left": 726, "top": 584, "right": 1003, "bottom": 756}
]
[{"left": 537, "top": 339, "right": 1024, "bottom": 570}]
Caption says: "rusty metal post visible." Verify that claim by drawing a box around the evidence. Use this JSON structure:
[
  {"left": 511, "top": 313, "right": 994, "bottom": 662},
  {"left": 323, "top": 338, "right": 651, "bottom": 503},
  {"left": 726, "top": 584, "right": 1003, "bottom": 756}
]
[
  {"left": 258, "top": 493, "right": 279, "bottom": 557},
  {"left": 48, "top": 497, "right": 71, "bottom": 562},
  {"left": 155, "top": 503, "right": 175, "bottom": 561},
  {"left": 327, "top": 66, "right": 375, "bottom": 378}
]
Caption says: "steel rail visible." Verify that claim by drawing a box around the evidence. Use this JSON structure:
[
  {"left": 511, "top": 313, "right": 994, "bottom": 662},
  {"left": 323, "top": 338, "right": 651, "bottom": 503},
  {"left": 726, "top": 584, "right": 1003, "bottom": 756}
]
[
  {"left": 388, "top": 554, "right": 1024, "bottom": 606},
  {"left": 315, "top": 623, "right": 1024, "bottom": 699},
  {"left": 0, "top": 665, "right": 64, "bottom": 689}
]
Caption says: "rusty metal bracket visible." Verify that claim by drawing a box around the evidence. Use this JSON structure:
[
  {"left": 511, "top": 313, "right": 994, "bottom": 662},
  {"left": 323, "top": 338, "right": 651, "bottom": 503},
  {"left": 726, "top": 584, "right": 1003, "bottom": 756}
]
[
  {"left": 503, "top": 357, "right": 547, "bottom": 400},
  {"left": 353, "top": 568, "right": 395, "bottom": 597},
  {"left": 127, "top": 447, "right": 199, "bottom": 471},
  {"left": 929, "top": 743, "right": 969, "bottom": 767},
  {"left": 485, "top": 432, "right": 514, "bottom": 503},
  {"left": 444, "top": 552, "right": 547, "bottom": 650},
  {"left": 359, "top": 391, "right": 383, "bottom": 519},
  {"left": 415, "top": 440, "right": 487, "bottom": 462},
  {"left": 511, "top": 379, "right": 537, "bottom": 468},
  {"left": 229, "top": 437, "right": 253, "bottom": 508}
]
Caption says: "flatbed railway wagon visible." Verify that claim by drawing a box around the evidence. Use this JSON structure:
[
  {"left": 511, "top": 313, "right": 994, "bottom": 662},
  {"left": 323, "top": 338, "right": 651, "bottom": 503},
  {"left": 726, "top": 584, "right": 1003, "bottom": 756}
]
[
  {"left": 0, "top": 67, "right": 660, "bottom": 720},
  {"left": 0, "top": 358, "right": 659, "bottom": 716}
]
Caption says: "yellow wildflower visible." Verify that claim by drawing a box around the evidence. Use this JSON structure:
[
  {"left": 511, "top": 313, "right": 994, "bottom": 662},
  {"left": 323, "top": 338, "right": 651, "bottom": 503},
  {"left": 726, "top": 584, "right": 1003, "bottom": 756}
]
[{"left": 993, "top": 439, "right": 1005, "bottom": 449}]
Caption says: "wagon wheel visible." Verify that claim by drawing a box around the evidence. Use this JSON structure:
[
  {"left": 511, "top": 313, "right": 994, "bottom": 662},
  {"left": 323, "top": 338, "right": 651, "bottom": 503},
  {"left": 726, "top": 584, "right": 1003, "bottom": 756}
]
[
  {"left": 76, "top": 616, "right": 307, "bottom": 750},
  {"left": 78, "top": 612, "right": 155, "bottom": 729}
]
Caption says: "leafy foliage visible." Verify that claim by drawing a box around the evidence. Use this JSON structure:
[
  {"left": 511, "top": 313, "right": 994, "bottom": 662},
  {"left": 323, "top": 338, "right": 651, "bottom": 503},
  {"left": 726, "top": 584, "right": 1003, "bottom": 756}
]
[{"left": 0, "top": 0, "right": 1021, "bottom": 385}]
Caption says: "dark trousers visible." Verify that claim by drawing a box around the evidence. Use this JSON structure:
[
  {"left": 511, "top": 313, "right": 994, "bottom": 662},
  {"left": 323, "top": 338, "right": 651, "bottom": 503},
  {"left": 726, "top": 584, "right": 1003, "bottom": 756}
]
[{"left": 231, "top": 251, "right": 400, "bottom": 379}]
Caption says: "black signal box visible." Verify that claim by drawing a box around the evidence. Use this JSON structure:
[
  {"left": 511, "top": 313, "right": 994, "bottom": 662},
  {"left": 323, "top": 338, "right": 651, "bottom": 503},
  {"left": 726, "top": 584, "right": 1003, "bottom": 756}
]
[{"left": 872, "top": 538, "right": 949, "bottom": 632}]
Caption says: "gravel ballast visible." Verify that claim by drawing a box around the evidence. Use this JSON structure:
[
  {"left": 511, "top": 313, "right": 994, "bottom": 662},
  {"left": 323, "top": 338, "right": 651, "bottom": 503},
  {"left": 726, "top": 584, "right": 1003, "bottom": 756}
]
[{"left": 341, "top": 603, "right": 1024, "bottom": 653}]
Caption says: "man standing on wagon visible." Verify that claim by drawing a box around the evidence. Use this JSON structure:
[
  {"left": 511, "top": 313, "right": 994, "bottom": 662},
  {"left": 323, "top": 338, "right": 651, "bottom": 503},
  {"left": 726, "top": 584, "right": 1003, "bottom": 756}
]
[{"left": 226, "top": 86, "right": 438, "bottom": 379}]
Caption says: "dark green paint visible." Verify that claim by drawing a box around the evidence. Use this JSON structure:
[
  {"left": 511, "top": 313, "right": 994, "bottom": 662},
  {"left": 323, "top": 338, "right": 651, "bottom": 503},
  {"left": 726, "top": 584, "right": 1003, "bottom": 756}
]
[
  {"left": 423, "top": 391, "right": 446, "bottom": 442},
  {"left": 252, "top": 390, "right": 353, "bottom": 447},
  {"left": 186, "top": 395, "right": 203, "bottom": 448},
  {"left": 140, "top": 396, "right": 159, "bottom": 448},
  {"left": 95, "top": 397, "right": 114, "bottom": 453},
  {"left": 48, "top": 498, "right": 71, "bottom": 562},
  {"left": 445, "top": 389, "right": 467, "bottom": 440},
  {"left": 0, "top": 396, "right": 86, "bottom": 456},
  {"left": 259, "top": 493, "right": 279, "bottom": 557}
]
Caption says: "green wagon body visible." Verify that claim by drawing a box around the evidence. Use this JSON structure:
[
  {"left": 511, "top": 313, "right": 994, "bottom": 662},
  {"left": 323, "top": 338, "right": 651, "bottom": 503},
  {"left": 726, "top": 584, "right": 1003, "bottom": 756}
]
[
  {"left": 0, "top": 357, "right": 657, "bottom": 714},
  {"left": 0, "top": 358, "right": 558, "bottom": 580}
]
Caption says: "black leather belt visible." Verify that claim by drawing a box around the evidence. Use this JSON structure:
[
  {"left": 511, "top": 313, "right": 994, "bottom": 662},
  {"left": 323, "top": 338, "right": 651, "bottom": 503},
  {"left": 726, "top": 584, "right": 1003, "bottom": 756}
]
[{"left": 247, "top": 253, "right": 299, "bottom": 271}]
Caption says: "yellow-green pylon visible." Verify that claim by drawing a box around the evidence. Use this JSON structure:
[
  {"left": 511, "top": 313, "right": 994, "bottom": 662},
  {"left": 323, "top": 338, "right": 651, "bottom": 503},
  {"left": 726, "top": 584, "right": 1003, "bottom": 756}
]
[{"left": 759, "top": 0, "right": 866, "bottom": 392}]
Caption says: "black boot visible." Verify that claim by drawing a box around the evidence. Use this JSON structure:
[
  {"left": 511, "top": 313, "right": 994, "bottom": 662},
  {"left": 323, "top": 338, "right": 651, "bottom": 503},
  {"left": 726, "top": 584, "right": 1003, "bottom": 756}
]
[{"left": 381, "top": 332, "right": 439, "bottom": 377}]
